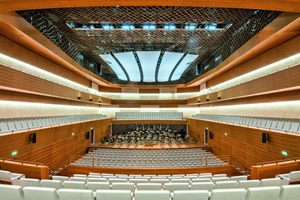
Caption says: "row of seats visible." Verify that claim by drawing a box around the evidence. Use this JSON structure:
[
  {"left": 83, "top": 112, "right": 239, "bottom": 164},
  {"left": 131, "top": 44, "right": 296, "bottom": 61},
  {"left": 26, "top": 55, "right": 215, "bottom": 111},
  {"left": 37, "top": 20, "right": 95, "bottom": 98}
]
[
  {"left": 192, "top": 114, "right": 300, "bottom": 134},
  {"left": 115, "top": 112, "right": 183, "bottom": 120},
  {"left": 1, "top": 184, "right": 299, "bottom": 200},
  {"left": 72, "top": 148, "right": 227, "bottom": 168},
  {"left": 14, "top": 176, "right": 286, "bottom": 191},
  {"left": 0, "top": 114, "right": 107, "bottom": 134}
]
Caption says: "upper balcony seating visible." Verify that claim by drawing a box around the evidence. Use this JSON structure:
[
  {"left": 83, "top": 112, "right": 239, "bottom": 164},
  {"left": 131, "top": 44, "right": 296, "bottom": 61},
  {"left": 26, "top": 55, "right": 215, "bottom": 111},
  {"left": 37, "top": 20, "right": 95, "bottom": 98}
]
[
  {"left": 0, "top": 114, "right": 107, "bottom": 134},
  {"left": 115, "top": 112, "right": 183, "bottom": 120},
  {"left": 192, "top": 114, "right": 300, "bottom": 134}
]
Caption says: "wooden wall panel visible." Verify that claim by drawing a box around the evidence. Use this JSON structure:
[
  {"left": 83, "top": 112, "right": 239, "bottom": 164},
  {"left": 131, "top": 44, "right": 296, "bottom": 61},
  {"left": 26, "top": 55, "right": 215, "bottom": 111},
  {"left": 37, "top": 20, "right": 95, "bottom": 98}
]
[
  {"left": 187, "top": 118, "right": 300, "bottom": 170},
  {"left": 0, "top": 118, "right": 112, "bottom": 175}
]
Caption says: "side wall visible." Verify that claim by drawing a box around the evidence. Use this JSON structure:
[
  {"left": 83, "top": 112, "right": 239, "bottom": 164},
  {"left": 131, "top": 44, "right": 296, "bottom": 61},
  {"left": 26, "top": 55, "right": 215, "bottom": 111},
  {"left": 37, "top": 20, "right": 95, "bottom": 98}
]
[
  {"left": 0, "top": 118, "right": 112, "bottom": 174},
  {"left": 187, "top": 118, "right": 300, "bottom": 169}
]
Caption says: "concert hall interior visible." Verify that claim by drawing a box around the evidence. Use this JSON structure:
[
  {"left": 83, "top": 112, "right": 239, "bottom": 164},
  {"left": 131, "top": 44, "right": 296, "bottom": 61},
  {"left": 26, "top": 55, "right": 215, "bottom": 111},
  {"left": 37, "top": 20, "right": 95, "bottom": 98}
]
[{"left": 0, "top": 1, "right": 300, "bottom": 199}]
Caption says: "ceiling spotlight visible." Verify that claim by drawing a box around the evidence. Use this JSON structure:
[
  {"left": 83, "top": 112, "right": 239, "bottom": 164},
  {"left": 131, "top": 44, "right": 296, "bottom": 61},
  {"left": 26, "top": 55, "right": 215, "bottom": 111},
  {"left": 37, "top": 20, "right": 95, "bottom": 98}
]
[
  {"left": 102, "top": 24, "right": 114, "bottom": 30},
  {"left": 184, "top": 24, "right": 197, "bottom": 30},
  {"left": 143, "top": 24, "right": 156, "bottom": 31},
  {"left": 164, "top": 24, "right": 176, "bottom": 31},
  {"left": 205, "top": 23, "right": 217, "bottom": 30},
  {"left": 121, "top": 24, "right": 135, "bottom": 31}
]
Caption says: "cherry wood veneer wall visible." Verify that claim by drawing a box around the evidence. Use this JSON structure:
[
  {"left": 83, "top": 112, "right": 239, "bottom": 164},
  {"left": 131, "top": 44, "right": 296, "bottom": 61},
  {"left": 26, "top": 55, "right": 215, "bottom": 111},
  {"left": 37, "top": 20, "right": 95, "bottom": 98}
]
[
  {"left": 0, "top": 118, "right": 112, "bottom": 176},
  {"left": 187, "top": 118, "right": 300, "bottom": 170}
]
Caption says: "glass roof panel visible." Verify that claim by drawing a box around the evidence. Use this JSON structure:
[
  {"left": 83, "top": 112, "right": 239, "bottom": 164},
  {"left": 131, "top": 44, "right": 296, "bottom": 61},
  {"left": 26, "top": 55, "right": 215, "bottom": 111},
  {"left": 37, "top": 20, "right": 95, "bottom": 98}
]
[
  {"left": 171, "top": 54, "right": 198, "bottom": 81},
  {"left": 114, "top": 52, "right": 141, "bottom": 82},
  {"left": 99, "top": 54, "right": 128, "bottom": 81},
  {"left": 158, "top": 52, "right": 184, "bottom": 82},
  {"left": 137, "top": 51, "right": 160, "bottom": 82}
]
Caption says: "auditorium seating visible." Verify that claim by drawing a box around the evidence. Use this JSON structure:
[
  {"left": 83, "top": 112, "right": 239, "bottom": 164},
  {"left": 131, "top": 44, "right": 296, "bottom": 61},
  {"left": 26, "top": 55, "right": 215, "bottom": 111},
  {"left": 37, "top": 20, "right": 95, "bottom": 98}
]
[
  {"left": 71, "top": 148, "right": 227, "bottom": 168},
  {"left": 0, "top": 170, "right": 24, "bottom": 184},
  {"left": 3, "top": 176, "right": 300, "bottom": 200},
  {"left": 192, "top": 114, "right": 300, "bottom": 134},
  {"left": 278, "top": 170, "right": 300, "bottom": 184},
  {"left": 0, "top": 114, "right": 107, "bottom": 134},
  {"left": 115, "top": 112, "right": 183, "bottom": 120}
]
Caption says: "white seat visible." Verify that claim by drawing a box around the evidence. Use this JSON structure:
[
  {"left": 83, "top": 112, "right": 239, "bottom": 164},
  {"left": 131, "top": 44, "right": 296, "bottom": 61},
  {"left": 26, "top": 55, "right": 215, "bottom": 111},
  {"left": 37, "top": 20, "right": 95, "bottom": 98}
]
[
  {"left": 19, "top": 178, "right": 41, "bottom": 187},
  {"left": 164, "top": 182, "right": 190, "bottom": 192},
  {"left": 52, "top": 175, "right": 69, "bottom": 181},
  {"left": 149, "top": 178, "right": 169, "bottom": 184},
  {"left": 260, "top": 178, "right": 281, "bottom": 187},
  {"left": 238, "top": 180, "right": 260, "bottom": 189},
  {"left": 111, "top": 182, "right": 135, "bottom": 192},
  {"left": 96, "top": 190, "right": 131, "bottom": 200},
  {"left": 108, "top": 178, "right": 127, "bottom": 184},
  {"left": 129, "top": 178, "right": 149, "bottom": 184},
  {"left": 211, "top": 177, "right": 230, "bottom": 183},
  {"left": 280, "top": 184, "right": 300, "bottom": 200},
  {"left": 230, "top": 175, "right": 248, "bottom": 181},
  {"left": 191, "top": 178, "right": 211, "bottom": 182},
  {"left": 210, "top": 188, "right": 247, "bottom": 200},
  {"left": 214, "top": 181, "right": 238, "bottom": 189},
  {"left": 87, "top": 178, "right": 107, "bottom": 182},
  {"left": 173, "top": 190, "right": 209, "bottom": 200},
  {"left": 58, "top": 189, "right": 94, "bottom": 200},
  {"left": 280, "top": 170, "right": 300, "bottom": 184},
  {"left": 73, "top": 174, "right": 87, "bottom": 178},
  {"left": 190, "top": 182, "right": 214, "bottom": 191},
  {"left": 136, "top": 183, "right": 162, "bottom": 190},
  {"left": 86, "top": 181, "right": 110, "bottom": 191},
  {"left": 0, "top": 184, "right": 24, "bottom": 200},
  {"left": 246, "top": 186, "right": 281, "bottom": 200},
  {"left": 213, "top": 174, "right": 227, "bottom": 177},
  {"left": 69, "top": 177, "right": 87, "bottom": 182},
  {"left": 0, "top": 170, "right": 24, "bottom": 183},
  {"left": 40, "top": 179, "right": 63, "bottom": 189},
  {"left": 135, "top": 190, "right": 170, "bottom": 200},
  {"left": 63, "top": 180, "right": 86, "bottom": 189},
  {"left": 23, "top": 186, "right": 59, "bottom": 200},
  {"left": 171, "top": 178, "right": 190, "bottom": 183}
]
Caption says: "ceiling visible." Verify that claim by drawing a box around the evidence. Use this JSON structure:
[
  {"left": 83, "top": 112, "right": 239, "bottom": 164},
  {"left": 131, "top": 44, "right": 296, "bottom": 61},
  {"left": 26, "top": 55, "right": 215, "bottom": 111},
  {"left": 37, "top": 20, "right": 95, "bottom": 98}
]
[{"left": 16, "top": 6, "right": 281, "bottom": 85}]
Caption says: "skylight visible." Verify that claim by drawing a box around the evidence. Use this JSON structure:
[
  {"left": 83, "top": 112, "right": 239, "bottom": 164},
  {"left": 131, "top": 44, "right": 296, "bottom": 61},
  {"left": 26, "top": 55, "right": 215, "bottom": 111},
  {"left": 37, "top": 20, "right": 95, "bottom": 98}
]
[
  {"left": 137, "top": 51, "right": 160, "bottom": 82},
  {"left": 100, "top": 51, "right": 198, "bottom": 83}
]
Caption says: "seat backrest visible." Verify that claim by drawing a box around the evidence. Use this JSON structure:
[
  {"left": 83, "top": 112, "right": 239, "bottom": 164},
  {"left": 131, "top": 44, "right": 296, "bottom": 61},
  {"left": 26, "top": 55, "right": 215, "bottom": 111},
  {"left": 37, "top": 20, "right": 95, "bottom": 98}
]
[
  {"left": 173, "top": 190, "right": 209, "bottom": 200},
  {"left": 23, "top": 186, "right": 59, "bottom": 200},
  {"left": 280, "top": 184, "right": 300, "bottom": 200},
  {"left": 260, "top": 178, "right": 281, "bottom": 187},
  {"left": 191, "top": 178, "right": 211, "bottom": 182},
  {"left": 52, "top": 175, "right": 69, "bottom": 181},
  {"left": 214, "top": 181, "right": 238, "bottom": 189},
  {"left": 19, "top": 178, "right": 41, "bottom": 187},
  {"left": 164, "top": 183, "right": 190, "bottom": 192},
  {"left": 69, "top": 177, "right": 87, "bottom": 182},
  {"left": 238, "top": 180, "right": 260, "bottom": 189},
  {"left": 96, "top": 189, "right": 131, "bottom": 200},
  {"left": 135, "top": 190, "right": 170, "bottom": 200},
  {"left": 111, "top": 182, "right": 135, "bottom": 192},
  {"left": 87, "top": 177, "right": 107, "bottom": 182},
  {"left": 210, "top": 188, "right": 247, "bottom": 200},
  {"left": 289, "top": 171, "right": 300, "bottom": 182},
  {"left": 40, "top": 180, "right": 63, "bottom": 189},
  {"left": 0, "top": 170, "right": 12, "bottom": 182},
  {"left": 190, "top": 182, "right": 214, "bottom": 191},
  {"left": 211, "top": 177, "right": 230, "bottom": 183},
  {"left": 149, "top": 178, "right": 169, "bottom": 184},
  {"left": 63, "top": 180, "right": 86, "bottom": 189},
  {"left": 136, "top": 183, "right": 162, "bottom": 190},
  {"left": 171, "top": 178, "right": 190, "bottom": 183},
  {"left": 0, "top": 184, "right": 24, "bottom": 200},
  {"left": 58, "top": 189, "right": 94, "bottom": 200},
  {"left": 230, "top": 175, "right": 248, "bottom": 181},
  {"left": 108, "top": 178, "right": 127, "bottom": 184},
  {"left": 246, "top": 186, "right": 281, "bottom": 200},
  {"left": 128, "top": 178, "right": 149, "bottom": 184},
  {"left": 86, "top": 181, "right": 110, "bottom": 191}
]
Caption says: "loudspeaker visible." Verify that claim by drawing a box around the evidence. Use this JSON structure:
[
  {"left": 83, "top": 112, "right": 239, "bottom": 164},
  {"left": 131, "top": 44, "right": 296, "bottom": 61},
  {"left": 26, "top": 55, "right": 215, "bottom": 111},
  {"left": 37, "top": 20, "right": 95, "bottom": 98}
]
[
  {"left": 85, "top": 131, "right": 90, "bottom": 139},
  {"left": 209, "top": 131, "right": 214, "bottom": 139},
  {"left": 262, "top": 132, "right": 268, "bottom": 143},
  {"left": 30, "top": 133, "right": 36, "bottom": 143},
  {"left": 97, "top": 63, "right": 102, "bottom": 75},
  {"left": 196, "top": 64, "right": 201, "bottom": 76}
]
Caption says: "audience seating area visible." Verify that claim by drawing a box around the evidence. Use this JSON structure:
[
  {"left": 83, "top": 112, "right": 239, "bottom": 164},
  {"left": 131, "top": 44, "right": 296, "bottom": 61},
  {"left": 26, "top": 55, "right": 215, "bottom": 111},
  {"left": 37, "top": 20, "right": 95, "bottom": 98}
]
[
  {"left": 278, "top": 170, "right": 300, "bottom": 184},
  {"left": 0, "top": 114, "right": 107, "bottom": 134},
  {"left": 1, "top": 173, "right": 299, "bottom": 200},
  {"left": 115, "top": 112, "right": 183, "bottom": 120},
  {"left": 0, "top": 170, "right": 24, "bottom": 184},
  {"left": 192, "top": 114, "right": 300, "bottom": 134},
  {"left": 71, "top": 148, "right": 227, "bottom": 168}
]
